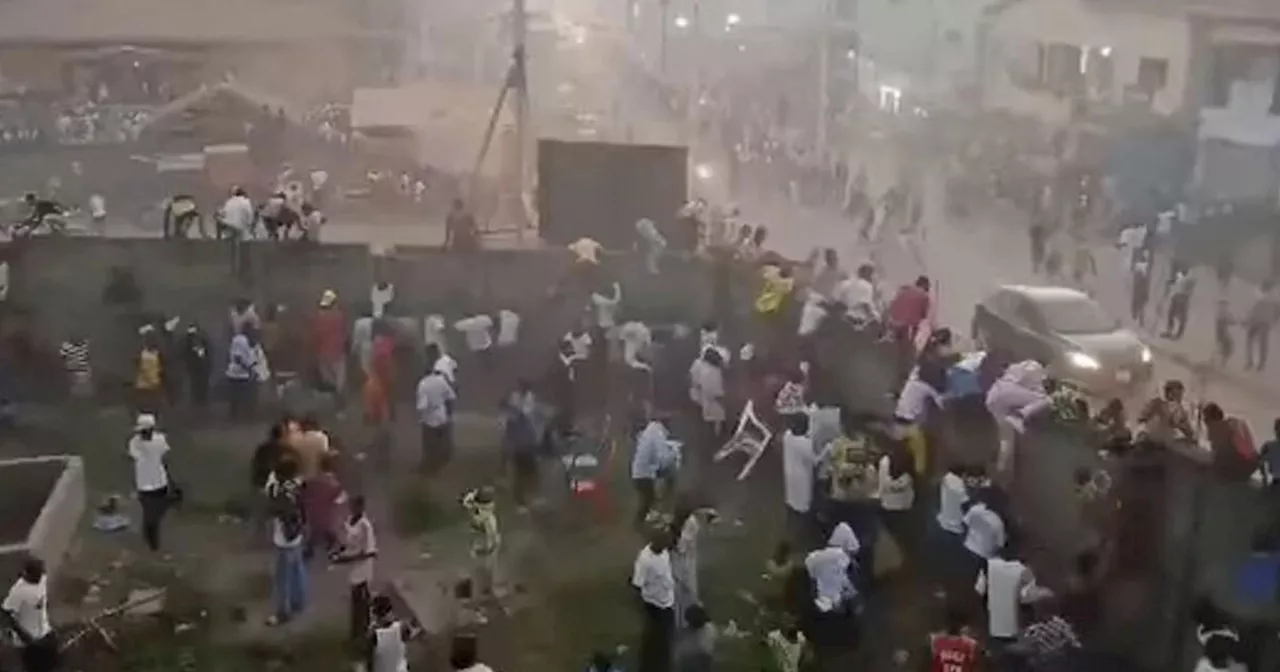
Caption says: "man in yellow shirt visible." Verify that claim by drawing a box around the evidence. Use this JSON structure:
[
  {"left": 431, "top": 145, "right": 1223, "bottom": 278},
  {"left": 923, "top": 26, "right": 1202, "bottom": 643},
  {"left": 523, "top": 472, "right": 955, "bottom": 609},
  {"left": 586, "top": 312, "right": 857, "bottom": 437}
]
[
  {"left": 135, "top": 325, "right": 164, "bottom": 413},
  {"left": 756, "top": 265, "right": 795, "bottom": 315}
]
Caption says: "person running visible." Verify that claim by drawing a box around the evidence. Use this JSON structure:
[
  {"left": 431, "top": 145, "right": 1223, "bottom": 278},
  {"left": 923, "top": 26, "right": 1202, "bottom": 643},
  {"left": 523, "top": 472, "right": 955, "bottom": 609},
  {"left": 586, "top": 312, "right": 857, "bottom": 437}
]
[
  {"left": 1162, "top": 269, "right": 1196, "bottom": 340},
  {"left": 1244, "top": 281, "right": 1279, "bottom": 371},
  {"left": 1215, "top": 299, "right": 1236, "bottom": 366},
  {"left": 128, "top": 413, "right": 172, "bottom": 552}
]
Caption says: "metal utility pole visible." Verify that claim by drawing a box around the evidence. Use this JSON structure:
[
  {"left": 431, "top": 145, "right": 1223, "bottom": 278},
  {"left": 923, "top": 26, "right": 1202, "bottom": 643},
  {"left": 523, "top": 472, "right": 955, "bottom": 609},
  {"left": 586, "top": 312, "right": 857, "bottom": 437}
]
[
  {"left": 817, "top": 0, "right": 832, "bottom": 150},
  {"left": 686, "top": 0, "right": 702, "bottom": 143},
  {"left": 513, "top": 0, "right": 529, "bottom": 234},
  {"left": 469, "top": 0, "right": 531, "bottom": 238},
  {"left": 659, "top": 0, "right": 670, "bottom": 75}
]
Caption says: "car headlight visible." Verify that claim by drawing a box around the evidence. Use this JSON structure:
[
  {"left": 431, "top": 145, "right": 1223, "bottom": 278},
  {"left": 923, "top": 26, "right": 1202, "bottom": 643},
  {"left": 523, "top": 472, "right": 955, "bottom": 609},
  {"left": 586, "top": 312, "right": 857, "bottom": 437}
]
[
  {"left": 1141, "top": 347, "right": 1152, "bottom": 363},
  {"left": 1067, "top": 351, "right": 1101, "bottom": 370}
]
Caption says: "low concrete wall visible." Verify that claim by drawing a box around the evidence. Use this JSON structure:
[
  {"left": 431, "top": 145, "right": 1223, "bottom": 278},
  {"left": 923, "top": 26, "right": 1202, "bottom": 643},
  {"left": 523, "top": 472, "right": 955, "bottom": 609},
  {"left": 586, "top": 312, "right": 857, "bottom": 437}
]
[
  {"left": 2, "top": 238, "right": 723, "bottom": 397},
  {"left": 0, "top": 456, "right": 86, "bottom": 581}
]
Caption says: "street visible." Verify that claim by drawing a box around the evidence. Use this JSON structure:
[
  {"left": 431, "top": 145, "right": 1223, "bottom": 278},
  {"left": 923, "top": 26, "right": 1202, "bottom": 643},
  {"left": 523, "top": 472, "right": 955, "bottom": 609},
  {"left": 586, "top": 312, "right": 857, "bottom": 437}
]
[{"left": 538, "top": 14, "right": 1274, "bottom": 438}]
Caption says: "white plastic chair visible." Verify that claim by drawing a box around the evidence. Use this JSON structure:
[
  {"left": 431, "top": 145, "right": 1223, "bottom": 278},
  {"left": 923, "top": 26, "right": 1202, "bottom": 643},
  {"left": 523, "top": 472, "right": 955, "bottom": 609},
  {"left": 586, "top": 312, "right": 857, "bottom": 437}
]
[{"left": 715, "top": 399, "right": 773, "bottom": 480}]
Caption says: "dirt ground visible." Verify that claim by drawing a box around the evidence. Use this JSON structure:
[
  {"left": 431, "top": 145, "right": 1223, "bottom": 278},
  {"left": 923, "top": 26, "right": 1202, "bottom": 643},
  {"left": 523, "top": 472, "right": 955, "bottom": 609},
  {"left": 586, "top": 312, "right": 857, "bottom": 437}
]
[{"left": 0, "top": 361, "right": 953, "bottom": 672}]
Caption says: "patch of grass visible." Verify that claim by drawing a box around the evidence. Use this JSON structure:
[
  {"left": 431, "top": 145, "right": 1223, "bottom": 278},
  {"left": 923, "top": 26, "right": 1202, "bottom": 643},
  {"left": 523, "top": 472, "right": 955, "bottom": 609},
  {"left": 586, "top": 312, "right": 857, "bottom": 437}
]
[
  {"left": 392, "top": 482, "right": 462, "bottom": 537},
  {"left": 495, "top": 515, "right": 784, "bottom": 671}
]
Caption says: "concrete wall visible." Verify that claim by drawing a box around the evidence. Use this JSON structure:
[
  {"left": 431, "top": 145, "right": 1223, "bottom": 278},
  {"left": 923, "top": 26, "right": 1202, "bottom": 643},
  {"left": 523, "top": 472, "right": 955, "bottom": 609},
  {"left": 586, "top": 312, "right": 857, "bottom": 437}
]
[
  {"left": 0, "top": 456, "right": 85, "bottom": 581},
  {"left": 4, "top": 238, "right": 719, "bottom": 388}
]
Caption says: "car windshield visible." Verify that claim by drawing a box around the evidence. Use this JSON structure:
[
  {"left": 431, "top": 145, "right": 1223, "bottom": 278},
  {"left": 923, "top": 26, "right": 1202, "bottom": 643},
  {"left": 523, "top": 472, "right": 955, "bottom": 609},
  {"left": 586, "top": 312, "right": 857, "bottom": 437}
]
[{"left": 1037, "top": 296, "right": 1117, "bottom": 334}]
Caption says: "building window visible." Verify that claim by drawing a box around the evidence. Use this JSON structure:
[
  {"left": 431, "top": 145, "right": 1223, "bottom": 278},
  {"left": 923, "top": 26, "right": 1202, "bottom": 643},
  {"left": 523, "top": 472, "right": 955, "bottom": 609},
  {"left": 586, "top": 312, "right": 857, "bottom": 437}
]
[
  {"left": 1208, "top": 43, "right": 1280, "bottom": 112},
  {"left": 1137, "top": 57, "right": 1169, "bottom": 93},
  {"left": 1042, "top": 42, "right": 1084, "bottom": 95}
]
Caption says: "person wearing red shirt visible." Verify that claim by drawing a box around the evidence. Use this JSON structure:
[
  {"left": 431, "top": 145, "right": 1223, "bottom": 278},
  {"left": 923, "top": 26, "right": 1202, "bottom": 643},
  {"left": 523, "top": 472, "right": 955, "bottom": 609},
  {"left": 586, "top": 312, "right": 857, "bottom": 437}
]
[
  {"left": 312, "top": 290, "right": 348, "bottom": 402},
  {"left": 364, "top": 321, "right": 397, "bottom": 423},
  {"left": 365, "top": 320, "right": 399, "bottom": 464},
  {"left": 888, "top": 275, "right": 932, "bottom": 344},
  {"left": 928, "top": 606, "right": 980, "bottom": 672}
]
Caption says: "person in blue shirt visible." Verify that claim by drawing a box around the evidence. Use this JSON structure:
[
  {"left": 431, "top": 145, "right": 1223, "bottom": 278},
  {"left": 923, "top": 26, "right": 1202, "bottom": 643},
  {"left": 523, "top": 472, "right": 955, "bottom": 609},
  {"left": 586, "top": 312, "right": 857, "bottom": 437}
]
[
  {"left": 1257, "top": 417, "right": 1280, "bottom": 487},
  {"left": 632, "top": 411, "right": 680, "bottom": 528}
]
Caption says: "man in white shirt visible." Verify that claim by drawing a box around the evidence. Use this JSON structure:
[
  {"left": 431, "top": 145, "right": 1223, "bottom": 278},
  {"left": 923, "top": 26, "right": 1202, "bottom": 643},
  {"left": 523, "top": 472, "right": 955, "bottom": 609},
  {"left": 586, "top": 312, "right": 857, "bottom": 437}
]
[
  {"left": 619, "top": 320, "right": 652, "bottom": 370},
  {"left": 936, "top": 464, "right": 970, "bottom": 537},
  {"left": 309, "top": 167, "right": 329, "bottom": 207},
  {"left": 804, "top": 522, "right": 859, "bottom": 613},
  {"left": 219, "top": 186, "right": 255, "bottom": 239},
  {"left": 835, "top": 263, "right": 880, "bottom": 324},
  {"left": 1117, "top": 222, "right": 1147, "bottom": 272},
  {"left": 632, "top": 528, "right": 675, "bottom": 672},
  {"left": 333, "top": 495, "right": 378, "bottom": 640},
  {"left": 797, "top": 292, "right": 828, "bottom": 337},
  {"left": 416, "top": 364, "right": 456, "bottom": 473},
  {"left": 352, "top": 309, "right": 375, "bottom": 376},
  {"left": 371, "top": 280, "right": 395, "bottom": 319},
  {"left": 690, "top": 348, "right": 726, "bottom": 439},
  {"left": 423, "top": 314, "right": 448, "bottom": 354},
  {"left": 129, "top": 413, "right": 171, "bottom": 552},
  {"left": 454, "top": 314, "right": 494, "bottom": 353},
  {"left": 894, "top": 367, "right": 944, "bottom": 475},
  {"left": 962, "top": 493, "right": 1007, "bottom": 582},
  {"left": 975, "top": 543, "right": 1037, "bottom": 644},
  {"left": 635, "top": 217, "right": 666, "bottom": 274},
  {"left": 88, "top": 193, "right": 107, "bottom": 232},
  {"left": 619, "top": 320, "right": 653, "bottom": 405},
  {"left": 3, "top": 557, "right": 55, "bottom": 671},
  {"left": 497, "top": 309, "right": 520, "bottom": 348},
  {"left": 590, "top": 282, "right": 622, "bottom": 331},
  {"left": 781, "top": 414, "right": 817, "bottom": 544}
]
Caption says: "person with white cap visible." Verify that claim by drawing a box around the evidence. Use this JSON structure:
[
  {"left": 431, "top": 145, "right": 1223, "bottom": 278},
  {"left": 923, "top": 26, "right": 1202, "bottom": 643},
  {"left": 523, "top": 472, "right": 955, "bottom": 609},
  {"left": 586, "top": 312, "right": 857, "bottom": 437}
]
[
  {"left": 128, "top": 413, "right": 172, "bottom": 552},
  {"left": 312, "top": 290, "right": 348, "bottom": 405}
]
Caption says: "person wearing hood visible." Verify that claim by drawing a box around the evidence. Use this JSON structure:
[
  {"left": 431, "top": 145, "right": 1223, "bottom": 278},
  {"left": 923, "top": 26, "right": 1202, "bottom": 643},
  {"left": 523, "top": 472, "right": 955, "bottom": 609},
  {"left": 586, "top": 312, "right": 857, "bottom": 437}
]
[
  {"left": 182, "top": 323, "right": 212, "bottom": 408},
  {"left": 461, "top": 486, "right": 501, "bottom": 598},
  {"left": 985, "top": 361, "right": 1052, "bottom": 479}
]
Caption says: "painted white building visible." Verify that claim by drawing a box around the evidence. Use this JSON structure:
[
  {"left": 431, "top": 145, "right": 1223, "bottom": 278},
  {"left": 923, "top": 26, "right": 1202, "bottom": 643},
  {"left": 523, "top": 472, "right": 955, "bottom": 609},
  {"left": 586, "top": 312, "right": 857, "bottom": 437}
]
[
  {"left": 856, "top": 0, "right": 994, "bottom": 85},
  {"left": 1186, "top": 3, "right": 1280, "bottom": 202},
  {"left": 981, "top": 0, "right": 1192, "bottom": 125}
]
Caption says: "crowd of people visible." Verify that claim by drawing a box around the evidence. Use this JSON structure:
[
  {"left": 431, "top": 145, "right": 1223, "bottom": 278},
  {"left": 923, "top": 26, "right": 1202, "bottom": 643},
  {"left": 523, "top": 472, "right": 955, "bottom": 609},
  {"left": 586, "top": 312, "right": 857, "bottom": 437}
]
[{"left": 3, "top": 109, "right": 1276, "bottom": 672}]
